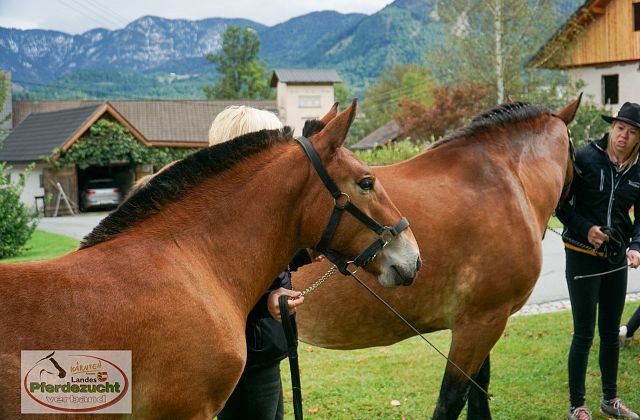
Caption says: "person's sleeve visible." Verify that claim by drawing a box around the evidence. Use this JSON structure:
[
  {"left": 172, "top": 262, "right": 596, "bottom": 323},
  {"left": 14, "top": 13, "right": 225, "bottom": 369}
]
[
  {"left": 248, "top": 277, "right": 282, "bottom": 320},
  {"left": 555, "top": 159, "right": 594, "bottom": 239},
  {"left": 288, "top": 249, "right": 313, "bottom": 271},
  {"left": 629, "top": 199, "right": 640, "bottom": 252}
]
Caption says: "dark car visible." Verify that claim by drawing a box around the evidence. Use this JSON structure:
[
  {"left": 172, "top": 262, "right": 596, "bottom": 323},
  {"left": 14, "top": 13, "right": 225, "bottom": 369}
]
[{"left": 80, "top": 178, "right": 122, "bottom": 211}]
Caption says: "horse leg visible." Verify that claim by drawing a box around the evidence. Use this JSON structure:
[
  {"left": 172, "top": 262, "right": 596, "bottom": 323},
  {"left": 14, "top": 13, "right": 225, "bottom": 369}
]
[
  {"left": 466, "top": 355, "right": 491, "bottom": 420},
  {"left": 432, "top": 316, "right": 507, "bottom": 420}
]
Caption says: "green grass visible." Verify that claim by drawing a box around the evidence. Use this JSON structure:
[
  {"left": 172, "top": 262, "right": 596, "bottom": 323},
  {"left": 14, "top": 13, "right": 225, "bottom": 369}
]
[
  {"left": 0, "top": 230, "right": 78, "bottom": 263},
  {"left": 282, "top": 303, "right": 640, "bottom": 419}
]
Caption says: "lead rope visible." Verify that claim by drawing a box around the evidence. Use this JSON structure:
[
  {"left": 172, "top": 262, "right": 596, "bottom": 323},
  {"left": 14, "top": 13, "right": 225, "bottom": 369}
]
[
  {"left": 545, "top": 226, "right": 629, "bottom": 279},
  {"left": 343, "top": 266, "right": 493, "bottom": 401},
  {"left": 281, "top": 264, "right": 492, "bottom": 420}
]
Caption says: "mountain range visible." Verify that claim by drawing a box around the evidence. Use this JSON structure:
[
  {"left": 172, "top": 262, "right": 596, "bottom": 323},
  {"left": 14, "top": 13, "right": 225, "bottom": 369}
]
[{"left": 0, "top": 0, "right": 582, "bottom": 99}]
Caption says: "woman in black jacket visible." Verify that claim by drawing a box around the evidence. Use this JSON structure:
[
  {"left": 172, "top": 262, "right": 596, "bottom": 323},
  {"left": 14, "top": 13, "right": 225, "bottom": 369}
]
[{"left": 557, "top": 102, "right": 640, "bottom": 420}]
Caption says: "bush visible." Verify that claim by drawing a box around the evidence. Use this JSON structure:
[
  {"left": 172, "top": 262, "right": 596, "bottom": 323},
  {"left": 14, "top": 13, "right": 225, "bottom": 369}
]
[
  {"left": 355, "top": 139, "right": 425, "bottom": 166},
  {"left": 0, "top": 162, "right": 38, "bottom": 259}
]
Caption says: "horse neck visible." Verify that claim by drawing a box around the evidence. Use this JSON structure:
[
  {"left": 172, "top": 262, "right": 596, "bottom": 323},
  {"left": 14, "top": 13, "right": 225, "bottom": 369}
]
[{"left": 115, "top": 147, "right": 310, "bottom": 316}]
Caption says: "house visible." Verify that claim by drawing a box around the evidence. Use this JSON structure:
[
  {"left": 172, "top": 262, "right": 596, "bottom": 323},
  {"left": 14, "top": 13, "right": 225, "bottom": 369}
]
[
  {"left": 1, "top": 67, "right": 344, "bottom": 214},
  {"left": 1, "top": 99, "right": 276, "bottom": 215},
  {"left": 270, "top": 69, "right": 342, "bottom": 135},
  {"left": 350, "top": 120, "right": 402, "bottom": 150},
  {"left": 528, "top": 0, "right": 640, "bottom": 106}
]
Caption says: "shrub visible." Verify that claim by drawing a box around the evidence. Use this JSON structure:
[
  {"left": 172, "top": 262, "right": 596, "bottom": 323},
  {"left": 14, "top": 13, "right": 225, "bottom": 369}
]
[{"left": 0, "top": 162, "right": 38, "bottom": 259}]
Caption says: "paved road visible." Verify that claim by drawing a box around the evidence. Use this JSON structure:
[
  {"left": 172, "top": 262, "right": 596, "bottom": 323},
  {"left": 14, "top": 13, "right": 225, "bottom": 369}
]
[
  {"left": 36, "top": 214, "right": 640, "bottom": 305},
  {"left": 37, "top": 212, "right": 108, "bottom": 241}
]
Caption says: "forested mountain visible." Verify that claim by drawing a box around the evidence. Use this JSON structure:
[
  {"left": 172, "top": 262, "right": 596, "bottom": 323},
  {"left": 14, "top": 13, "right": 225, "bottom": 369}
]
[{"left": 0, "top": 0, "right": 583, "bottom": 99}]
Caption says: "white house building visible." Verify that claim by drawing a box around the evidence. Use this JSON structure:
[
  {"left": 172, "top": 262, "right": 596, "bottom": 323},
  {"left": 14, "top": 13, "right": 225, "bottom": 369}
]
[
  {"left": 529, "top": 0, "right": 640, "bottom": 107},
  {"left": 270, "top": 69, "right": 342, "bottom": 136}
]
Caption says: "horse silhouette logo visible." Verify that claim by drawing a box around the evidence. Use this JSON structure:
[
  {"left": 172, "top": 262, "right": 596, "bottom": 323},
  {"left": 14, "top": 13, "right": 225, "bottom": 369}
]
[{"left": 36, "top": 352, "right": 67, "bottom": 382}]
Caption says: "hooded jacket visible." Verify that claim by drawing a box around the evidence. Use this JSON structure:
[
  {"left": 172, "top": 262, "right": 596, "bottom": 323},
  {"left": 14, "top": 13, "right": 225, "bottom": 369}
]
[{"left": 557, "top": 133, "right": 640, "bottom": 255}]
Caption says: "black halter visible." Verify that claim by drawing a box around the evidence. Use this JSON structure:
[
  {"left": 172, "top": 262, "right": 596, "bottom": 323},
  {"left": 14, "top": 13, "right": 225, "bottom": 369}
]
[{"left": 296, "top": 136, "right": 410, "bottom": 275}]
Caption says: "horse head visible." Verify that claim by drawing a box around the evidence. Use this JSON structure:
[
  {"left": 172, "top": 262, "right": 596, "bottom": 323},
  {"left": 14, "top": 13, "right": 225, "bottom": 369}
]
[{"left": 299, "top": 101, "right": 421, "bottom": 287}]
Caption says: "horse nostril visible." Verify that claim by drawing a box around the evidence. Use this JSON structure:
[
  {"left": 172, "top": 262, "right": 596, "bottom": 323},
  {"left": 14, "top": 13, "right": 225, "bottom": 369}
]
[{"left": 416, "top": 256, "right": 422, "bottom": 272}]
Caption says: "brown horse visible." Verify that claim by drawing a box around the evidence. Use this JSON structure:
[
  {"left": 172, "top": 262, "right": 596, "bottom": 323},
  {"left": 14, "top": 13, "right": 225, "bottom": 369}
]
[
  {"left": 0, "top": 103, "right": 421, "bottom": 418},
  {"left": 294, "top": 97, "right": 581, "bottom": 419}
]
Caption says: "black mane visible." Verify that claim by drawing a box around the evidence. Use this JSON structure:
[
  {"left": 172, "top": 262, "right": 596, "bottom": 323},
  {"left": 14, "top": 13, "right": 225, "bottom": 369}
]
[
  {"left": 302, "top": 119, "right": 326, "bottom": 137},
  {"left": 80, "top": 127, "right": 293, "bottom": 249},
  {"left": 431, "top": 102, "right": 552, "bottom": 149}
]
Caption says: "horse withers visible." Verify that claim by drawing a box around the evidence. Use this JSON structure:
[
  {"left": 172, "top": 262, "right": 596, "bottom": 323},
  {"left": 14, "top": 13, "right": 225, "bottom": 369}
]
[
  {"left": 0, "top": 101, "right": 420, "bottom": 418},
  {"left": 294, "top": 97, "right": 581, "bottom": 419}
]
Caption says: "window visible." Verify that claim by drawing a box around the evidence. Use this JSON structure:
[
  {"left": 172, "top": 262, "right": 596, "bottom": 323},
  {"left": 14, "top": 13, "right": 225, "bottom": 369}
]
[
  {"left": 39, "top": 174, "right": 44, "bottom": 188},
  {"left": 299, "top": 96, "right": 321, "bottom": 108},
  {"left": 635, "top": 3, "right": 640, "bottom": 31},
  {"left": 602, "top": 74, "right": 619, "bottom": 105}
]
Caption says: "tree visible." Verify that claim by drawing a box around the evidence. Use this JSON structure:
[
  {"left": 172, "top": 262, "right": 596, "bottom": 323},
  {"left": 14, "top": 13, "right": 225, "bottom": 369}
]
[
  {"left": 350, "top": 64, "right": 436, "bottom": 143},
  {"left": 0, "top": 71, "right": 38, "bottom": 259},
  {"left": 428, "top": 0, "right": 568, "bottom": 105},
  {"left": 202, "top": 26, "right": 272, "bottom": 100},
  {"left": 395, "top": 84, "right": 490, "bottom": 142}
]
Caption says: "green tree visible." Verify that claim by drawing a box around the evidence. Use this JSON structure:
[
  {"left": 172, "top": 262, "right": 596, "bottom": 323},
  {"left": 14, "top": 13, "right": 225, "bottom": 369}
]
[
  {"left": 202, "top": 26, "right": 272, "bottom": 100},
  {"left": 350, "top": 64, "right": 436, "bottom": 143},
  {"left": 428, "top": 0, "right": 567, "bottom": 105},
  {"left": 0, "top": 72, "right": 10, "bottom": 139},
  {"left": 0, "top": 71, "right": 38, "bottom": 259}
]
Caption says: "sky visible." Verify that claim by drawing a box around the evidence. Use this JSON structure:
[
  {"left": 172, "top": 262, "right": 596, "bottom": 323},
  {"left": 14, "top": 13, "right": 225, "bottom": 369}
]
[{"left": 0, "top": 0, "right": 394, "bottom": 34}]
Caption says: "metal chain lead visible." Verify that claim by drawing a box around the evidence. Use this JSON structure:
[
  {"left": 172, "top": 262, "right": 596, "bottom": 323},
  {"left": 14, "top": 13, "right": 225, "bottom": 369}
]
[
  {"left": 546, "top": 226, "right": 596, "bottom": 251},
  {"left": 298, "top": 265, "right": 338, "bottom": 297}
]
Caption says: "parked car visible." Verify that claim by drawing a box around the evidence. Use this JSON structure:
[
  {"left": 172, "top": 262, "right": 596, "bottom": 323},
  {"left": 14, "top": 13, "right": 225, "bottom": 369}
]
[{"left": 80, "top": 178, "right": 122, "bottom": 211}]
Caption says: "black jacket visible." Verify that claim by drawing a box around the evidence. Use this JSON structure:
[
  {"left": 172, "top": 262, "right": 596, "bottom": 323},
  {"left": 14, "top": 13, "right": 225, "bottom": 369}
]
[
  {"left": 244, "top": 249, "right": 312, "bottom": 370},
  {"left": 556, "top": 134, "right": 640, "bottom": 254}
]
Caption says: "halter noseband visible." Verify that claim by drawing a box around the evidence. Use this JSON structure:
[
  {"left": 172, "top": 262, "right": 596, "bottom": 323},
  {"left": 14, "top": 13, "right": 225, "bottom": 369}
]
[{"left": 296, "top": 136, "right": 410, "bottom": 275}]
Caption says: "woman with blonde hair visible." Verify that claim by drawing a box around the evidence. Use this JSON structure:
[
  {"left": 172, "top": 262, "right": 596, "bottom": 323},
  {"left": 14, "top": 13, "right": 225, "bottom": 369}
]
[
  {"left": 557, "top": 102, "right": 640, "bottom": 420},
  {"left": 209, "top": 106, "right": 316, "bottom": 420}
]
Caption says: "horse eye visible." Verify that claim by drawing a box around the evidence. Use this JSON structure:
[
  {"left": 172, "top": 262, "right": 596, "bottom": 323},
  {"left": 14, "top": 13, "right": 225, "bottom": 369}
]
[{"left": 358, "top": 177, "right": 374, "bottom": 191}]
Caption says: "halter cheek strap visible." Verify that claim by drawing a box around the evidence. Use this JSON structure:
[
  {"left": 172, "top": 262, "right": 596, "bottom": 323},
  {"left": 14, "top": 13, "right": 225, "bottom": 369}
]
[{"left": 295, "top": 136, "right": 410, "bottom": 275}]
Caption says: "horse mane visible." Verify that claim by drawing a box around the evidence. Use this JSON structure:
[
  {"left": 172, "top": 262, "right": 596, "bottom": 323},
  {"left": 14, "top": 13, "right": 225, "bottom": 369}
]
[
  {"left": 430, "top": 102, "right": 552, "bottom": 149},
  {"left": 302, "top": 119, "right": 326, "bottom": 137},
  {"left": 80, "top": 127, "right": 294, "bottom": 249}
]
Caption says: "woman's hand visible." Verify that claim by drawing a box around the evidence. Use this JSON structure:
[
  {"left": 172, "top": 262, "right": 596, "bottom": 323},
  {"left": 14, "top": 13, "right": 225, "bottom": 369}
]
[
  {"left": 627, "top": 249, "right": 640, "bottom": 268},
  {"left": 267, "top": 288, "right": 304, "bottom": 322},
  {"left": 587, "top": 225, "right": 609, "bottom": 249}
]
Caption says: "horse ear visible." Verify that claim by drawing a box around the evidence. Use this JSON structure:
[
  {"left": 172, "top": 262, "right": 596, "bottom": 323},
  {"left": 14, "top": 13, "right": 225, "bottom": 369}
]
[
  {"left": 320, "top": 102, "right": 339, "bottom": 124},
  {"left": 314, "top": 99, "right": 357, "bottom": 154},
  {"left": 506, "top": 95, "right": 514, "bottom": 104},
  {"left": 556, "top": 93, "right": 583, "bottom": 125}
]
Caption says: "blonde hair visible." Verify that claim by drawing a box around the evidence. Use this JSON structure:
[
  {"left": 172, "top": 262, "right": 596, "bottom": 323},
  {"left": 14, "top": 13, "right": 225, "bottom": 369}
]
[{"left": 208, "top": 106, "right": 283, "bottom": 146}]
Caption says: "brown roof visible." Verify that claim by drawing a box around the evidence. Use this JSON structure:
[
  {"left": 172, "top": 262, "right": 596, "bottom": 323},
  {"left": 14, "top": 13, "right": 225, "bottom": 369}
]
[
  {"left": 12, "top": 99, "right": 278, "bottom": 147},
  {"left": 350, "top": 120, "right": 401, "bottom": 150},
  {"left": 0, "top": 103, "right": 150, "bottom": 163}
]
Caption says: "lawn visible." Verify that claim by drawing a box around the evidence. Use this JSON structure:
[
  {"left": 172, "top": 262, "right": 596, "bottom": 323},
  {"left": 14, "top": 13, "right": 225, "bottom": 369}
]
[
  {"left": 4, "top": 227, "right": 638, "bottom": 419},
  {"left": 0, "top": 230, "right": 78, "bottom": 263},
  {"left": 282, "top": 302, "right": 640, "bottom": 419}
]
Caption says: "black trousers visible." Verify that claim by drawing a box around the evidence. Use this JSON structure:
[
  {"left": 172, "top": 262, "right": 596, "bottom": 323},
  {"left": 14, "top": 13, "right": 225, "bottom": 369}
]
[
  {"left": 217, "top": 362, "right": 284, "bottom": 420},
  {"left": 565, "top": 249, "right": 627, "bottom": 407}
]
